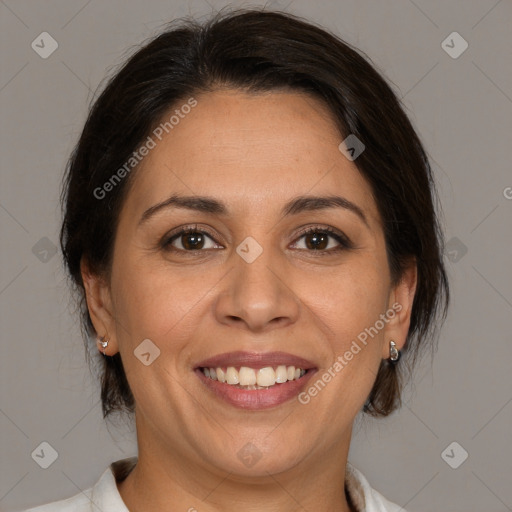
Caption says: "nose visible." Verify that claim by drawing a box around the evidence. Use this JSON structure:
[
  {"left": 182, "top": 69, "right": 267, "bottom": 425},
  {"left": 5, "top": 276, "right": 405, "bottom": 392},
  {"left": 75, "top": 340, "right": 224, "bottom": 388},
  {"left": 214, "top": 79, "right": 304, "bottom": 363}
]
[{"left": 213, "top": 239, "right": 300, "bottom": 333}]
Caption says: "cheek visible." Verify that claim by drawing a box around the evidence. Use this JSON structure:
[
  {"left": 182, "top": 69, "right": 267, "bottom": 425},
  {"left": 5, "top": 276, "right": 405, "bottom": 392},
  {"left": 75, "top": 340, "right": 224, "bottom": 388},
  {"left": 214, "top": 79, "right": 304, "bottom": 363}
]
[
  {"left": 302, "top": 257, "right": 389, "bottom": 342},
  {"left": 297, "top": 257, "right": 389, "bottom": 407},
  {"left": 108, "top": 258, "right": 204, "bottom": 414},
  {"left": 109, "top": 252, "right": 223, "bottom": 360},
  {"left": 299, "top": 277, "right": 387, "bottom": 425}
]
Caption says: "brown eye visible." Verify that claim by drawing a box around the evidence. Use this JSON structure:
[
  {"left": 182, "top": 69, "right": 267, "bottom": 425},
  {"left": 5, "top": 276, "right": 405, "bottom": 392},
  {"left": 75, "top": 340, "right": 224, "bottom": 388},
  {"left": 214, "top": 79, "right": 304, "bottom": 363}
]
[
  {"left": 162, "top": 226, "right": 222, "bottom": 253},
  {"left": 304, "top": 231, "right": 330, "bottom": 250},
  {"left": 177, "top": 231, "right": 206, "bottom": 250},
  {"left": 291, "top": 226, "right": 352, "bottom": 254}
]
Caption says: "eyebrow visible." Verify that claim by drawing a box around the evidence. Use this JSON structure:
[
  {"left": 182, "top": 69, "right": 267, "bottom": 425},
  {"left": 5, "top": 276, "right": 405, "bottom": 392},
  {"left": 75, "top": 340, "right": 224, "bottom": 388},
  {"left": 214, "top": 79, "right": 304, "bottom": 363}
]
[{"left": 139, "top": 194, "right": 369, "bottom": 228}]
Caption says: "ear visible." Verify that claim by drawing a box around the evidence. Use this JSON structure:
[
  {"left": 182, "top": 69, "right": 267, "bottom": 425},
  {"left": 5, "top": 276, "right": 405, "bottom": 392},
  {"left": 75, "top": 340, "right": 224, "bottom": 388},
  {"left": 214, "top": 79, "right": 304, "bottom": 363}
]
[
  {"left": 80, "top": 257, "right": 118, "bottom": 355},
  {"left": 382, "top": 258, "right": 418, "bottom": 359}
]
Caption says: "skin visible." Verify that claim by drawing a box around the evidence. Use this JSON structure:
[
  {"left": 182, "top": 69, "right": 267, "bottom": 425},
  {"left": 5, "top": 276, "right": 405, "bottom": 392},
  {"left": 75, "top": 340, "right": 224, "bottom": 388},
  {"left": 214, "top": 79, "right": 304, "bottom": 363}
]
[{"left": 82, "top": 89, "right": 417, "bottom": 512}]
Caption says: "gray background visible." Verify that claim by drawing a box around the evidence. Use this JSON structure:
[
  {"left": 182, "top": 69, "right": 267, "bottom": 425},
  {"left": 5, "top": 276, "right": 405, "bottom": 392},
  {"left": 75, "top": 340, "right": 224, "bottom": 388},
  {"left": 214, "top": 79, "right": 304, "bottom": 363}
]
[{"left": 1, "top": 0, "right": 511, "bottom": 511}]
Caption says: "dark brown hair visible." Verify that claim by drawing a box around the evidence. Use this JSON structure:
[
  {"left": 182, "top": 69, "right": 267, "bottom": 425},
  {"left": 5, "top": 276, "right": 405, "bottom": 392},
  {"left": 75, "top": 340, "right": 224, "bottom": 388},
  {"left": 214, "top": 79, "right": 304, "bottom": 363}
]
[{"left": 60, "top": 7, "right": 449, "bottom": 421}]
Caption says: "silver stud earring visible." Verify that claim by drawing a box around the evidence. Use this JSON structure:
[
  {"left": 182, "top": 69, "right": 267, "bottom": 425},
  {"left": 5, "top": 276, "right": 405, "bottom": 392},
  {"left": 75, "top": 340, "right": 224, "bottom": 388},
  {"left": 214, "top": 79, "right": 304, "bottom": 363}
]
[
  {"left": 389, "top": 340, "right": 400, "bottom": 363},
  {"left": 99, "top": 335, "right": 109, "bottom": 356}
]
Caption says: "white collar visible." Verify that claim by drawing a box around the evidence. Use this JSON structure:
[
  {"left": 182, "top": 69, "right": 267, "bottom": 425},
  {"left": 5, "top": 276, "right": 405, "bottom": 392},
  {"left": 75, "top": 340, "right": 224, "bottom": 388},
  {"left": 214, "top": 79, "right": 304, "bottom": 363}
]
[{"left": 345, "top": 462, "right": 406, "bottom": 511}]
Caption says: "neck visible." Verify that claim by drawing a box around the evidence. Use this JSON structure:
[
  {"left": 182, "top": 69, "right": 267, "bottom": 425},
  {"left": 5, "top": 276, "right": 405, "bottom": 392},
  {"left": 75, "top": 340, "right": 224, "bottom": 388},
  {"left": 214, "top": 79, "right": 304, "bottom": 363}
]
[{"left": 117, "top": 430, "right": 355, "bottom": 512}]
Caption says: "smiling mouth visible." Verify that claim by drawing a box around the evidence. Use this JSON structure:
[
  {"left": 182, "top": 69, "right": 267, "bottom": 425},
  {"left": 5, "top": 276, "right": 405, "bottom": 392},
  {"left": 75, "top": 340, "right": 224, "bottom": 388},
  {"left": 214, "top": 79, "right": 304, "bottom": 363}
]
[{"left": 199, "top": 365, "right": 309, "bottom": 389}]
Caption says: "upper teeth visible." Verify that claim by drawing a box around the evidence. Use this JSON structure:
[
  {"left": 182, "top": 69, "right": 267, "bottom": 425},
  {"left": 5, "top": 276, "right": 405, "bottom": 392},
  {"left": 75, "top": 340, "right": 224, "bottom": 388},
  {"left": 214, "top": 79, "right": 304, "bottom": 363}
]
[{"left": 202, "top": 365, "right": 306, "bottom": 387}]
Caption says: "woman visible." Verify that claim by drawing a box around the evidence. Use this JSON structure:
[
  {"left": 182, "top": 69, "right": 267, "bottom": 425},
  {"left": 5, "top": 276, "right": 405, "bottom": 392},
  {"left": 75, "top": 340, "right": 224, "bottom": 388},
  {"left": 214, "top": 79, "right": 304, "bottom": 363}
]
[{"left": 25, "top": 8, "right": 449, "bottom": 512}]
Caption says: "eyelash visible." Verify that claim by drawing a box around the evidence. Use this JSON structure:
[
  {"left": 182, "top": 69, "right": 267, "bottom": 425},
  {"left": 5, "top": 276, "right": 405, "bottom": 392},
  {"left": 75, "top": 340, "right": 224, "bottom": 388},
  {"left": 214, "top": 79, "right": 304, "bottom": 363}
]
[{"left": 161, "top": 224, "right": 352, "bottom": 257}]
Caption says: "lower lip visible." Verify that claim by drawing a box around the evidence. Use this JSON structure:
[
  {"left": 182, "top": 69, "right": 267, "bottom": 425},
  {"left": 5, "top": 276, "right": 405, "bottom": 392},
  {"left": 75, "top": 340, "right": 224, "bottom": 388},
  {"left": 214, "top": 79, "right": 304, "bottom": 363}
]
[{"left": 195, "top": 368, "right": 317, "bottom": 410}]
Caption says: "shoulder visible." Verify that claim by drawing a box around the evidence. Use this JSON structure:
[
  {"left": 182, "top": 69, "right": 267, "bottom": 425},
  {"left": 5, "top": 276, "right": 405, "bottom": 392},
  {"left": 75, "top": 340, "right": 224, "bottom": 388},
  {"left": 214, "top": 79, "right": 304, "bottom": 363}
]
[
  {"left": 22, "top": 489, "right": 93, "bottom": 511},
  {"left": 345, "top": 462, "right": 407, "bottom": 512},
  {"left": 21, "top": 457, "right": 137, "bottom": 512}
]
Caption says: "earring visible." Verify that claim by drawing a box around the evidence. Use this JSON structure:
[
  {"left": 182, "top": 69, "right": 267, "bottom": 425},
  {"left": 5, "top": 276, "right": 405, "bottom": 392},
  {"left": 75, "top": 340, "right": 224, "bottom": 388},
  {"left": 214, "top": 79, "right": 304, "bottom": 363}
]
[
  {"left": 99, "top": 335, "right": 109, "bottom": 356},
  {"left": 389, "top": 340, "right": 401, "bottom": 363}
]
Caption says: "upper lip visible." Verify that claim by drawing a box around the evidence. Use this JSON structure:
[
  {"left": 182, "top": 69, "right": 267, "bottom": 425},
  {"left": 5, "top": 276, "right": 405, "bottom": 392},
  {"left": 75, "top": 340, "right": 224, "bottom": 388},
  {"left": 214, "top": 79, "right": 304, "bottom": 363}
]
[{"left": 195, "top": 351, "right": 317, "bottom": 370}]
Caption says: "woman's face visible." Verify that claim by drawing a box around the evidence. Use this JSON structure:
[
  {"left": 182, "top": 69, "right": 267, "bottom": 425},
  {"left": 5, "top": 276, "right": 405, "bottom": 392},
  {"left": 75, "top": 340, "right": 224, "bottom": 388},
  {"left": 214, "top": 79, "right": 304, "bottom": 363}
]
[{"left": 84, "top": 89, "right": 415, "bottom": 478}]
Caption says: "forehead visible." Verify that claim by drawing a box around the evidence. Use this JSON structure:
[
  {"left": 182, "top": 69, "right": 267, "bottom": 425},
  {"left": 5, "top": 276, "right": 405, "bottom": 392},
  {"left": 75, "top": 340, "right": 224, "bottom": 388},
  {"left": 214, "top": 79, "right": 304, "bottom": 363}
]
[{"left": 123, "top": 89, "right": 380, "bottom": 226}]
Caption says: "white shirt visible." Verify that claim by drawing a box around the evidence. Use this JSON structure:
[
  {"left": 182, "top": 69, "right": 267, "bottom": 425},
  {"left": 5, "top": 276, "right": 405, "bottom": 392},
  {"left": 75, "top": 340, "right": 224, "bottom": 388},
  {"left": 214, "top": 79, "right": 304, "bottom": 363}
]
[{"left": 23, "top": 457, "right": 406, "bottom": 512}]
